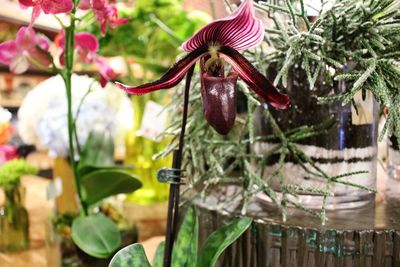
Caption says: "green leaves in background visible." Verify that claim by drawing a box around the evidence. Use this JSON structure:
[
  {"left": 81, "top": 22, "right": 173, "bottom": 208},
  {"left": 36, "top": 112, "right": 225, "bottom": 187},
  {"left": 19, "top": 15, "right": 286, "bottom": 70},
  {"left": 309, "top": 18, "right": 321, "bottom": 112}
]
[
  {"left": 81, "top": 169, "right": 142, "bottom": 205},
  {"left": 109, "top": 243, "right": 152, "bottom": 267},
  {"left": 171, "top": 207, "right": 198, "bottom": 267},
  {"left": 77, "top": 130, "right": 142, "bottom": 206},
  {"left": 72, "top": 214, "right": 121, "bottom": 258},
  {"left": 197, "top": 217, "right": 252, "bottom": 267},
  {"left": 108, "top": 207, "right": 252, "bottom": 267}
]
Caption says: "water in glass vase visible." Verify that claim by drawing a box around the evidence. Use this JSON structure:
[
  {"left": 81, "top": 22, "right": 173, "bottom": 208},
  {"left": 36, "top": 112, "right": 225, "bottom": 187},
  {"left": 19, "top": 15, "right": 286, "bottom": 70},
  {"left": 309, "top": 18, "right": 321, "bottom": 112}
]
[{"left": 0, "top": 186, "right": 30, "bottom": 251}]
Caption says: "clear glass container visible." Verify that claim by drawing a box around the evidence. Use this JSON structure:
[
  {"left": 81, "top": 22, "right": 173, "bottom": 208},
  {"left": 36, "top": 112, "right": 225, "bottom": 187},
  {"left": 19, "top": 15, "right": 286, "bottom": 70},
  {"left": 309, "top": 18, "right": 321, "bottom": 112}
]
[
  {"left": 124, "top": 97, "right": 171, "bottom": 204},
  {"left": 387, "top": 135, "right": 400, "bottom": 180},
  {"left": 254, "top": 68, "right": 379, "bottom": 209},
  {"left": 0, "top": 186, "right": 29, "bottom": 251}
]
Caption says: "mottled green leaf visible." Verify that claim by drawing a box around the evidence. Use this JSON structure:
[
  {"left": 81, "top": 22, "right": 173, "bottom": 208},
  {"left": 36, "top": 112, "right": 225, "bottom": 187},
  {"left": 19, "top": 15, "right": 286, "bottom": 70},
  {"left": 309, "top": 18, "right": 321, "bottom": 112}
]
[
  {"left": 172, "top": 207, "right": 198, "bottom": 267},
  {"left": 152, "top": 241, "right": 165, "bottom": 267},
  {"left": 109, "top": 243, "right": 152, "bottom": 267},
  {"left": 72, "top": 214, "right": 121, "bottom": 259},
  {"left": 196, "top": 217, "right": 252, "bottom": 267}
]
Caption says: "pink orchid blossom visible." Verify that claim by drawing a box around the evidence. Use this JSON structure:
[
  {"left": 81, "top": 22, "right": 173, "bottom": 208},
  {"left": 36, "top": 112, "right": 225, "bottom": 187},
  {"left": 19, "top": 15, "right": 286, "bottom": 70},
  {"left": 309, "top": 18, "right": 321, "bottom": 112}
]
[
  {"left": 19, "top": 0, "right": 73, "bottom": 25},
  {"left": 95, "top": 57, "right": 118, "bottom": 87},
  {"left": 115, "top": 0, "right": 290, "bottom": 135},
  {"left": 55, "top": 30, "right": 99, "bottom": 65},
  {"left": 0, "top": 26, "right": 50, "bottom": 74},
  {"left": 55, "top": 30, "right": 117, "bottom": 86},
  {"left": 91, "top": 0, "right": 129, "bottom": 36}
]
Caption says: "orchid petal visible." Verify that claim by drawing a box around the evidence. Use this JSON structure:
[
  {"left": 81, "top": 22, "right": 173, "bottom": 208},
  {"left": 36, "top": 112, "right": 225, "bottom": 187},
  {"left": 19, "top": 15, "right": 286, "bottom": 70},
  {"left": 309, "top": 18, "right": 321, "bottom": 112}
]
[
  {"left": 201, "top": 72, "right": 238, "bottom": 135},
  {"left": 75, "top": 33, "right": 99, "bottom": 53},
  {"left": 75, "top": 32, "right": 99, "bottom": 64},
  {"left": 115, "top": 46, "right": 208, "bottom": 95},
  {"left": 219, "top": 46, "right": 290, "bottom": 109},
  {"left": 0, "top": 41, "right": 18, "bottom": 65},
  {"left": 109, "top": 17, "right": 130, "bottom": 28},
  {"left": 18, "top": 0, "right": 35, "bottom": 7},
  {"left": 182, "top": 0, "right": 264, "bottom": 52},
  {"left": 91, "top": 0, "right": 128, "bottom": 36},
  {"left": 95, "top": 57, "right": 118, "bottom": 87},
  {"left": 10, "top": 56, "right": 29, "bottom": 74},
  {"left": 16, "top": 27, "right": 36, "bottom": 51},
  {"left": 40, "top": 0, "right": 73, "bottom": 14}
]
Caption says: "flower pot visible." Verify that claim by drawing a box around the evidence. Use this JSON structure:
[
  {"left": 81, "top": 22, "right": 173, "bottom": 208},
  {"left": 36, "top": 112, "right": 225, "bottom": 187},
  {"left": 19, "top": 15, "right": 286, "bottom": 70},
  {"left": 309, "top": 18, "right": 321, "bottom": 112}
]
[
  {"left": 254, "top": 68, "right": 379, "bottom": 209},
  {"left": 0, "top": 185, "right": 29, "bottom": 252}
]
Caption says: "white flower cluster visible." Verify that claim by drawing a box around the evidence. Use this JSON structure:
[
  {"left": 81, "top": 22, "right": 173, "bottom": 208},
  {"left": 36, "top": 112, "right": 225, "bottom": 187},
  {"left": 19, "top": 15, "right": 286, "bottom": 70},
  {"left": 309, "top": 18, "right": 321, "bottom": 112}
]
[{"left": 18, "top": 74, "right": 133, "bottom": 158}]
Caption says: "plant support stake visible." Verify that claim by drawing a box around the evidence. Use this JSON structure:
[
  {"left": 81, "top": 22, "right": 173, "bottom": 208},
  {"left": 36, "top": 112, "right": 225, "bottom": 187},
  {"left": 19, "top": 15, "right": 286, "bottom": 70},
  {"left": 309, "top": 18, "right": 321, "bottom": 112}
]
[{"left": 162, "top": 65, "right": 195, "bottom": 267}]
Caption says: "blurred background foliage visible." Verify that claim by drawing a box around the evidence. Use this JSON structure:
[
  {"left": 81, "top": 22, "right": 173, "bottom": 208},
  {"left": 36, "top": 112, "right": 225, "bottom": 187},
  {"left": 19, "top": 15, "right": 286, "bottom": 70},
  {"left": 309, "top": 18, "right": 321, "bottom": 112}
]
[{"left": 80, "top": 0, "right": 210, "bottom": 80}]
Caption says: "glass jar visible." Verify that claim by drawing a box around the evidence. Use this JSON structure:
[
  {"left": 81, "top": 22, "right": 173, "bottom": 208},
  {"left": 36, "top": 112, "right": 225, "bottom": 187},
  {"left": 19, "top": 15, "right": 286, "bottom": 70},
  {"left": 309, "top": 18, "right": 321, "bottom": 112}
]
[
  {"left": 254, "top": 68, "right": 379, "bottom": 210},
  {"left": 387, "top": 133, "right": 400, "bottom": 180},
  {"left": 0, "top": 185, "right": 30, "bottom": 251},
  {"left": 125, "top": 97, "right": 170, "bottom": 204}
]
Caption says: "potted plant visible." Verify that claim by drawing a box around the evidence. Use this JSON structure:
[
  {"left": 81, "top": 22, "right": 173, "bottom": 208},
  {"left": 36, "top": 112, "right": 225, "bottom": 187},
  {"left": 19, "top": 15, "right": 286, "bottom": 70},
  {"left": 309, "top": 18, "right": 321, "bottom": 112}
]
[
  {"left": 0, "top": 159, "right": 37, "bottom": 251},
  {"left": 109, "top": 0, "right": 400, "bottom": 266},
  {"left": 156, "top": 0, "right": 399, "bottom": 266},
  {"left": 109, "top": 0, "right": 290, "bottom": 266},
  {"left": 0, "top": 0, "right": 142, "bottom": 264}
]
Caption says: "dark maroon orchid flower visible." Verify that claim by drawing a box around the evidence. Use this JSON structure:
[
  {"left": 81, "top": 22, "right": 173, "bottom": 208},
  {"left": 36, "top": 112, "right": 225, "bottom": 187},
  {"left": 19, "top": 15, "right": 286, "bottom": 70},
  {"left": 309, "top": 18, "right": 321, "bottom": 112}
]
[{"left": 115, "top": 0, "right": 290, "bottom": 135}]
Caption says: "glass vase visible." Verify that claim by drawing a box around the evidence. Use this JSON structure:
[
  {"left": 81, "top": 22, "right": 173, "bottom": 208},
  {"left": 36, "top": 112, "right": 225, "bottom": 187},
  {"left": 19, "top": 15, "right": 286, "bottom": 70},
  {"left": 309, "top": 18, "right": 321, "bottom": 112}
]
[
  {"left": 254, "top": 68, "right": 379, "bottom": 209},
  {"left": 125, "top": 96, "right": 170, "bottom": 204},
  {"left": 387, "top": 135, "right": 400, "bottom": 180},
  {"left": 0, "top": 185, "right": 30, "bottom": 251}
]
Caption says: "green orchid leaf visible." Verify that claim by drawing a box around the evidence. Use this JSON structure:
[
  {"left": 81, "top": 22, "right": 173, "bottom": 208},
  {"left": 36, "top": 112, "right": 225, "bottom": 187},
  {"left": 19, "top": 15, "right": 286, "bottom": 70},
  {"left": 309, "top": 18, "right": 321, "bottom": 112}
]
[
  {"left": 152, "top": 241, "right": 165, "bottom": 267},
  {"left": 72, "top": 214, "right": 121, "bottom": 259},
  {"left": 109, "top": 243, "right": 152, "bottom": 267},
  {"left": 172, "top": 207, "right": 198, "bottom": 267},
  {"left": 78, "top": 164, "right": 133, "bottom": 180},
  {"left": 197, "top": 217, "right": 252, "bottom": 267},
  {"left": 81, "top": 169, "right": 142, "bottom": 205},
  {"left": 78, "top": 130, "right": 115, "bottom": 177}
]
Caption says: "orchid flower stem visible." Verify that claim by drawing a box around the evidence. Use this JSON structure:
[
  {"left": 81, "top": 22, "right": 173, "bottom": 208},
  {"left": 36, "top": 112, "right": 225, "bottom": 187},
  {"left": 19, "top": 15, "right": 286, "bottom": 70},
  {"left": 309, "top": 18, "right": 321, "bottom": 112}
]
[
  {"left": 62, "top": 10, "right": 88, "bottom": 216},
  {"left": 163, "top": 65, "right": 195, "bottom": 267}
]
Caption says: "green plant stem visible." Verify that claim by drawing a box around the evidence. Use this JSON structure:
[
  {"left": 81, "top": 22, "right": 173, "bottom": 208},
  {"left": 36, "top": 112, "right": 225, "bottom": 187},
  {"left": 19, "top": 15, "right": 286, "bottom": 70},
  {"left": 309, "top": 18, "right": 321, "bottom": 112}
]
[{"left": 61, "top": 7, "right": 88, "bottom": 216}]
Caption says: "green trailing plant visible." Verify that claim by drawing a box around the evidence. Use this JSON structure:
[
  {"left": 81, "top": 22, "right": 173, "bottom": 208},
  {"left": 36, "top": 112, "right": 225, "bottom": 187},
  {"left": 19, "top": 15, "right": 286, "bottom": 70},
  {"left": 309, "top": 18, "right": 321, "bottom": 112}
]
[
  {"left": 0, "top": 159, "right": 37, "bottom": 190},
  {"left": 108, "top": 207, "right": 252, "bottom": 267}
]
